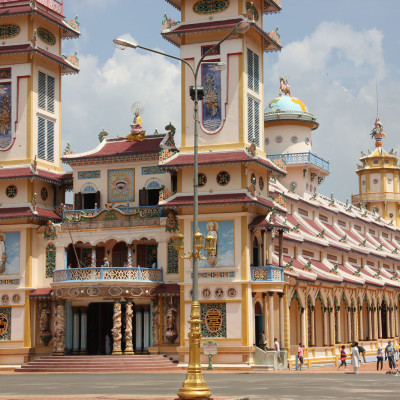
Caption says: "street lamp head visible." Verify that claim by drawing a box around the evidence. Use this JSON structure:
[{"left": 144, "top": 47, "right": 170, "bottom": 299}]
[
  {"left": 233, "top": 19, "right": 252, "bottom": 35},
  {"left": 113, "top": 38, "right": 138, "bottom": 50},
  {"left": 204, "top": 233, "right": 216, "bottom": 255},
  {"left": 194, "top": 230, "right": 205, "bottom": 251},
  {"left": 172, "top": 232, "right": 184, "bottom": 252}
]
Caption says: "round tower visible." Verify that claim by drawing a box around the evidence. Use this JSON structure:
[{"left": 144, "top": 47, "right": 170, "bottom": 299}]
[
  {"left": 352, "top": 116, "right": 400, "bottom": 225},
  {"left": 264, "top": 80, "right": 329, "bottom": 197}
]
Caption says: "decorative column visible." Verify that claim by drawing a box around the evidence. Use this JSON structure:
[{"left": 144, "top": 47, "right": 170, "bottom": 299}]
[
  {"left": 279, "top": 293, "right": 284, "bottom": 347},
  {"left": 91, "top": 246, "right": 96, "bottom": 268},
  {"left": 72, "top": 310, "right": 80, "bottom": 354},
  {"left": 300, "top": 308, "right": 306, "bottom": 346},
  {"left": 80, "top": 309, "right": 87, "bottom": 354},
  {"left": 111, "top": 299, "right": 122, "bottom": 355},
  {"left": 353, "top": 309, "right": 358, "bottom": 342},
  {"left": 395, "top": 307, "right": 399, "bottom": 337},
  {"left": 152, "top": 299, "right": 160, "bottom": 347},
  {"left": 330, "top": 309, "right": 335, "bottom": 345},
  {"left": 378, "top": 307, "right": 382, "bottom": 338},
  {"left": 278, "top": 230, "right": 284, "bottom": 267},
  {"left": 347, "top": 309, "right": 352, "bottom": 343},
  {"left": 127, "top": 243, "right": 133, "bottom": 267},
  {"left": 337, "top": 309, "right": 341, "bottom": 343},
  {"left": 267, "top": 230, "right": 273, "bottom": 265},
  {"left": 323, "top": 309, "right": 328, "bottom": 346},
  {"left": 368, "top": 307, "right": 372, "bottom": 340},
  {"left": 310, "top": 306, "right": 315, "bottom": 347},
  {"left": 387, "top": 308, "right": 392, "bottom": 338},
  {"left": 143, "top": 308, "right": 150, "bottom": 351},
  {"left": 262, "top": 294, "right": 268, "bottom": 342},
  {"left": 124, "top": 299, "right": 134, "bottom": 354},
  {"left": 136, "top": 308, "right": 143, "bottom": 352},
  {"left": 268, "top": 292, "right": 274, "bottom": 347},
  {"left": 359, "top": 307, "right": 364, "bottom": 341},
  {"left": 53, "top": 302, "right": 66, "bottom": 355},
  {"left": 252, "top": 293, "right": 256, "bottom": 346}
]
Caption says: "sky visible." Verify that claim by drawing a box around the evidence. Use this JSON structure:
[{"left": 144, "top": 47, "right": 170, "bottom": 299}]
[{"left": 61, "top": 0, "right": 400, "bottom": 202}]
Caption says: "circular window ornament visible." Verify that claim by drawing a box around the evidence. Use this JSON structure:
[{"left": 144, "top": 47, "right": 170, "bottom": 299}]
[
  {"left": 227, "top": 287, "right": 237, "bottom": 298},
  {"left": 6, "top": 185, "right": 17, "bottom": 198},
  {"left": 373, "top": 178, "right": 379, "bottom": 185},
  {"left": 291, "top": 136, "right": 298, "bottom": 143},
  {"left": 37, "top": 27, "right": 56, "bottom": 46},
  {"left": 0, "top": 24, "right": 20, "bottom": 39},
  {"left": 198, "top": 173, "right": 207, "bottom": 187},
  {"left": 217, "top": 171, "right": 230, "bottom": 186},
  {"left": 265, "top": 138, "right": 270, "bottom": 145},
  {"left": 215, "top": 287, "right": 224, "bottom": 298},
  {"left": 41, "top": 187, "right": 48, "bottom": 201},
  {"left": 305, "top": 137, "right": 310, "bottom": 145},
  {"left": 275, "top": 136, "right": 283, "bottom": 143},
  {"left": 202, "top": 288, "right": 211, "bottom": 299},
  {"left": 259, "top": 176, "right": 264, "bottom": 191}
]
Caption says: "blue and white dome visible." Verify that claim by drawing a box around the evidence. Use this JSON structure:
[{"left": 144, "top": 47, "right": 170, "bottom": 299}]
[{"left": 266, "top": 95, "right": 309, "bottom": 113}]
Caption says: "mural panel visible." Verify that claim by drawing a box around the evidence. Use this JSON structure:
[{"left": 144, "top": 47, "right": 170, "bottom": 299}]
[
  {"left": 0, "top": 232, "right": 20, "bottom": 275},
  {"left": 0, "top": 307, "right": 11, "bottom": 340},
  {"left": 201, "top": 63, "right": 222, "bottom": 133},
  {"left": 198, "top": 220, "right": 234, "bottom": 268},
  {"left": 0, "top": 82, "right": 12, "bottom": 150},
  {"left": 108, "top": 169, "right": 135, "bottom": 203},
  {"left": 201, "top": 302, "right": 226, "bottom": 338}
]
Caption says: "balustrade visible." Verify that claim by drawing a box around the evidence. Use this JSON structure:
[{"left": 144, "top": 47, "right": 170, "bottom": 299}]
[
  {"left": 251, "top": 266, "right": 284, "bottom": 281},
  {"left": 267, "top": 152, "right": 330, "bottom": 172}
]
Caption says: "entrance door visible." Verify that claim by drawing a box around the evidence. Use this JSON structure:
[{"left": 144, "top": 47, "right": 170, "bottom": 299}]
[
  {"left": 255, "top": 302, "right": 263, "bottom": 347},
  {"left": 87, "top": 303, "right": 114, "bottom": 355}
]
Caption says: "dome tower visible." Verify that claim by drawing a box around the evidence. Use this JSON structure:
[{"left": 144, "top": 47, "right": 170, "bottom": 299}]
[
  {"left": 264, "top": 80, "right": 330, "bottom": 197},
  {"left": 352, "top": 116, "right": 400, "bottom": 225}
]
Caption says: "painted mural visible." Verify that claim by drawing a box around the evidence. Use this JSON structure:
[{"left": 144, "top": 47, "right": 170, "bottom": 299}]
[
  {"left": 0, "top": 82, "right": 12, "bottom": 150},
  {"left": 108, "top": 169, "right": 135, "bottom": 203},
  {"left": 200, "top": 302, "right": 226, "bottom": 338},
  {"left": 202, "top": 63, "right": 222, "bottom": 132},
  {"left": 198, "top": 220, "right": 234, "bottom": 268},
  {"left": 0, "top": 307, "right": 11, "bottom": 341},
  {"left": 0, "top": 232, "right": 20, "bottom": 275}
]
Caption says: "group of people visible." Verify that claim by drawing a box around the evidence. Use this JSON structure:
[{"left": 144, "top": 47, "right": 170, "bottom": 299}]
[{"left": 338, "top": 341, "right": 399, "bottom": 373}]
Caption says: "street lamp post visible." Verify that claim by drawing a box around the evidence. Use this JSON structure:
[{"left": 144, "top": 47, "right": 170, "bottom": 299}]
[{"left": 114, "top": 18, "right": 251, "bottom": 399}]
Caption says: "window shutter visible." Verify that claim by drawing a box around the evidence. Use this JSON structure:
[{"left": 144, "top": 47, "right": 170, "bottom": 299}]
[
  {"left": 46, "top": 120, "right": 54, "bottom": 162},
  {"left": 248, "top": 96, "right": 254, "bottom": 143},
  {"left": 38, "top": 72, "right": 46, "bottom": 109},
  {"left": 47, "top": 75, "right": 55, "bottom": 112},
  {"left": 139, "top": 189, "right": 147, "bottom": 206},
  {"left": 254, "top": 53, "right": 259, "bottom": 93},
  {"left": 74, "top": 192, "right": 82, "bottom": 210},
  {"left": 247, "top": 97, "right": 260, "bottom": 146},
  {"left": 38, "top": 117, "right": 46, "bottom": 159},
  {"left": 95, "top": 191, "right": 101, "bottom": 208},
  {"left": 247, "top": 48, "right": 254, "bottom": 90},
  {"left": 254, "top": 99, "right": 260, "bottom": 145}
]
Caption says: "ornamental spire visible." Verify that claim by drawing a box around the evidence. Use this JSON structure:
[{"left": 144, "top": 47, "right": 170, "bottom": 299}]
[{"left": 370, "top": 115, "right": 385, "bottom": 148}]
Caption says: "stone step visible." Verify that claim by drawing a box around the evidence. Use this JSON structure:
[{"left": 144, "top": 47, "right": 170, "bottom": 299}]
[{"left": 16, "top": 367, "right": 181, "bottom": 372}]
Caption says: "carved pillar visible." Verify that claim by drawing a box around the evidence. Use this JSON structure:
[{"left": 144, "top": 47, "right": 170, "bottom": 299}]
[
  {"left": 323, "top": 309, "right": 328, "bottom": 346},
  {"left": 152, "top": 298, "right": 160, "bottom": 347},
  {"left": 267, "top": 230, "right": 273, "bottom": 265},
  {"left": 353, "top": 309, "right": 358, "bottom": 342},
  {"left": 337, "top": 308, "right": 341, "bottom": 343},
  {"left": 387, "top": 308, "right": 392, "bottom": 338},
  {"left": 268, "top": 292, "right": 274, "bottom": 347},
  {"left": 359, "top": 307, "right": 364, "bottom": 341},
  {"left": 52, "top": 302, "right": 65, "bottom": 355},
  {"left": 127, "top": 243, "right": 133, "bottom": 267},
  {"left": 262, "top": 294, "right": 268, "bottom": 342},
  {"left": 300, "top": 308, "right": 306, "bottom": 346},
  {"left": 125, "top": 299, "right": 134, "bottom": 354},
  {"left": 278, "top": 230, "right": 284, "bottom": 267},
  {"left": 91, "top": 246, "right": 96, "bottom": 268},
  {"left": 347, "top": 309, "right": 352, "bottom": 343},
  {"left": 112, "top": 299, "right": 122, "bottom": 355},
  {"left": 378, "top": 307, "right": 382, "bottom": 339},
  {"left": 368, "top": 308, "right": 372, "bottom": 340},
  {"left": 279, "top": 293, "right": 284, "bottom": 347},
  {"left": 310, "top": 306, "right": 315, "bottom": 346}
]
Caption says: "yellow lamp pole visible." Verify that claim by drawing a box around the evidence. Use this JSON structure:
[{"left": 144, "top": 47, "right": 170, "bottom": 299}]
[{"left": 114, "top": 19, "right": 251, "bottom": 399}]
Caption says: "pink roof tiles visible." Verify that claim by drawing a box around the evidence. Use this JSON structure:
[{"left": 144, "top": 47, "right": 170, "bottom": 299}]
[
  {"left": 0, "top": 207, "right": 61, "bottom": 221},
  {"left": 0, "top": 167, "right": 69, "bottom": 184}
]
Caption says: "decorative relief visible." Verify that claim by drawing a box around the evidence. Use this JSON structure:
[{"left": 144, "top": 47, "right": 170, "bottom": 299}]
[
  {"left": 215, "top": 287, "right": 224, "bottom": 298},
  {"left": 0, "top": 307, "right": 11, "bottom": 340},
  {"left": 217, "top": 171, "right": 230, "bottom": 186},
  {"left": 227, "top": 287, "right": 237, "bottom": 298},
  {"left": 131, "top": 288, "right": 143, "bottom": 296},
  {"left": 166, "top": 211, "right": 179, "bottom": 233},
  {"left": 163, "top": 296, "right": 179, "bottom": 345},
  {"left": 108, "top": 169, "right": 135, "bottom": 203},
  {"left": 167, "top": 238, "right": 179, "bottom": 273},
  {"left": 109, "top": 287, "right": 123, "bottom": 296},
  {"left": 45, "top": 243, "right": 56, "bottom": 278},
  {"left": 259, "top": 176, "right": 264, "bottom": 191},
  {"left": 201, "top": 302, "right": 226, "bottom": 338},
  {"left": 142, "top": 166, "right": 166, "bottom": 175},
  {"left": 197, "top": 271, "right": 235, "bottom": 278},
  {"left": 193, "top": 0, "right": 230, "bottom": 14},
  {"left": 198, "top": 173, "right": 207, "bottom": 187},
  {"left": 37, "top": 27, "right": 56, "bottom": 45},
  {"left": 12, "top": 294, "right": 20, "bottom": 304},
  {"left": 202, "top": 63, "right": 222, "bottom": 132},
  {"left": 68, "top": 288, "right": 79, "bottom": 297},
  {"left": 245, "top": 1, "right": 258, "bottom": 20},
  {"left": 152, "top": 299, "right": 160, "bottom": 346},
  {"left": 0, "top": 82, "right": 12, "bottom": 150},
  {"left": 1, "top": 294, "right": 9, "bottom": 305},
  {"left": 65, "top": 15, "right": 80, "bottom": 32},
  {"left": 53, "top": 303, "right": 65, "bottom": 354},
  {"left": 6, "top": 185, "right": 17, "bottom": 199},
  {"left": 44, "top": 220, "right": 57, "bottom": 241},
  {"left": 0, "top": 279, "right": 19, "bottom": 285},
  {"left": 78, "top": 170, "right": 100, "bottom": 180},
  {"left": 0, "top": 68, "right": 11, "bottom": 80},
  {"left": 202, "top": 288, "right": 212, "bottom": 299},
  {"left": 65, "top": 52, "right": 79, "bottom": 68},
  {"left": 41, "top": 187, "right": 48, "bottom": 201},
  {"left": 87, "top": 287, "right": 100, "bottom": 297},
  {"left": 0, "top": 24, "right": 20, "bottom": 39}
]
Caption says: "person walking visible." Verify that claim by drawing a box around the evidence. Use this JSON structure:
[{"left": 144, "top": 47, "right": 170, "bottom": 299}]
[
  {"left": 259, "top": 330, "right": 266, "bottom": 351},
  {"left": 351, "top": 342, "right": 361, "bottom": 374},
  {"left": 274, "top": 337, "right": 281, "bottom": 364},
  {"left": 338, "top": 345, "right": 347, "bottom": 371},
  {"left": 385, "top": 340, "right": 396, "bottom": 371},
  {"left": 377, "top": 346, "right": 384, "bottom": 370},
  {"left": 357, "top": 344, "right": 367, "bottom": 363},
  {"left": 297, "top": 342, "right": 304, "bottom": 371}
]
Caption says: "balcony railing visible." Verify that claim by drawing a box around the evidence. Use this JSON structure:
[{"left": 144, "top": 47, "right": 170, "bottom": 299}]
[
  {"left": 53, "top": 267, "right": 163, "bottom": 283},
  {"left": 251, "top": 266, "right": 284, "bottom": 282},
  {"left": 0, "top": 0, "right": 64, "bottom": 15},
  {"left": 62, "top": 206, "right": 161, "bottom": 229},
  {"left": 352, "top": 192, "right": 400, "bottom": 204},
  {"left": 267, "top": 152, "right": 330, "bottom": 172}
]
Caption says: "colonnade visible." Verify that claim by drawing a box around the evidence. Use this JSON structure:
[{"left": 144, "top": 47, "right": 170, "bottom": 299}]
[{"left": 252, "top": 229, "right": 284, "bottom": 267}]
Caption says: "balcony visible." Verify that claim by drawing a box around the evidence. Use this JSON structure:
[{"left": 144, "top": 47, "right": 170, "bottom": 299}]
[
  {"left": 61, "top": 206, "right": 161, "bottom": 230},
  {"left": 267, "top": 152, "right": 330, "bottom": 172},
  {"left": 0, "top": 0, "right": 64, "bottom": 15},
  {"left": 251, "top": 266, "right": 284, "bottom": 282},
  {"left": 53, "top": 267, "right": 163, "bottom": 283},
  {"left": 352, "top": 192, "right": 400, "bottom": 204}
]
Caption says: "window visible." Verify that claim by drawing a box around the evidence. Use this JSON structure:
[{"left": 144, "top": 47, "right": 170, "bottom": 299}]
[
  {"left": 247, "top": 97, "right": 260, "bottom": 146},
  {"left": 38, "top": 71, "right": 55, "bottom": 112},
  {"left": 45, "top": 243, "right": 56, "bottom": 278},
  {"left": 167, "top": 238, "right": 178, "bottom": 273},
  {"left": 38, "top": 117, "right": 54, "bottom": 162},
  {"left": 247, "top": 48, "right": 259, "bottom": 93}
]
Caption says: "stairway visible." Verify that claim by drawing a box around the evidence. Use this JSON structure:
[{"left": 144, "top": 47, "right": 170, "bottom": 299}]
[{"left": 15, "top": 355, "right": 182, "bottom": 373}]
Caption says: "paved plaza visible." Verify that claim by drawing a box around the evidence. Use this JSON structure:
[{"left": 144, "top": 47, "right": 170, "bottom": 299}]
[{"left": 0, "top": 368, "right": 399, "bottom": 400}]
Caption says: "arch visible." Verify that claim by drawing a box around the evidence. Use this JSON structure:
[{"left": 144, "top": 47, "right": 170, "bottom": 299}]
[
  {"left": 111, "top": 242, "right": 128, "bottom": 268},
  {"left": 146, "top": 179, "right": 162, "bottom": 190},
  {"left": 289, "top": 295, "right": 301, "bottom": 347},
  {"left": 290, "top": 290, "right": 303, "bottom": 310},
  {"left": 81, "top": 184, "right": 98, "bottom": 194},
  {"left": 381, "top": 297, "right": 388, "bottom": 339},
  {"left": 316, "top": 292, "right": 325, "bottom": 309},
  {"left": 254, "top": 300, "right": 263, "bottom": 348},
  {"left": 339, "top": 297, "right": 348, "bottom": 343}
]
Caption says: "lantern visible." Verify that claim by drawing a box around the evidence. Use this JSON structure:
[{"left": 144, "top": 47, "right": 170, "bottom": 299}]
[
  {"left": 204, "top": 233, "right": 216, "bottom": 256},
  {"left": 172, "top": 232, "right": 184, "bottom": 252},
  {"left": 194, "top": 230, "right": 204, "bottom": 251}
]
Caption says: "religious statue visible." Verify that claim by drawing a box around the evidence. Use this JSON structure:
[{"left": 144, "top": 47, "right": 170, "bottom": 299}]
[
  {"left": 164, "top": 297, "right": 178, "bottom": 344},
  {"left": 206, "top": 221, "right": 218, "bottom": 266},
  {"left": 279, "top": 77, "right": 291, "bottom": 96},
  {"left": 39, "top": 303, "right": 52, "bottom": 346},
  {"left": 0, "top": 234, "right": 6, "bottom": 273},
  {"left": 53, "top": 304, "right": 65, "bottom": 354},
  {"left": 371, "top": 116, "right": 385, "bottom": 137},
  {"left": 131, "top": 108, "right": 142, "bottom": 133}
]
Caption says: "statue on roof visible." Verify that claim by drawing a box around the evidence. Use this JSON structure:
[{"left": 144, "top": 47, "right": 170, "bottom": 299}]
[
  {"left": 279, "top": 77, "right": 291, "bottom": 97},
  {"left": 371, "top": 116, "right": 386, "bottom": 147},
  {"left": 126, "top": 102, "right": 145, "bottom": 141}
]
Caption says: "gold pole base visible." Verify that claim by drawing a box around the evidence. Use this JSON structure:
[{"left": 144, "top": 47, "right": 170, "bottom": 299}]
[{"left": 177, "top": 372, "right": 212, "bottom": 399}]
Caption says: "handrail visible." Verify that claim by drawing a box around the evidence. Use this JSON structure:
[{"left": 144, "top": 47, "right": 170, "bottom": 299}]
[
  {"left": 251, "top": 265, "right": 284, "bottom": 281},
  {"left": 267, "top": 152, "right": 330, "bottom": 171}
]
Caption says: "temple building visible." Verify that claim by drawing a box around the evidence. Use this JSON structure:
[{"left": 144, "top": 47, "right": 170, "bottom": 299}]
[{"left": 0, "top": 0, "right": 400, "bottom": 372}]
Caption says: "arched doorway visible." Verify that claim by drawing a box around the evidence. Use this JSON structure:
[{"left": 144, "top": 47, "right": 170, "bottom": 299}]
[
  {"left": 252, "top": 237, "right": 259, "bottom": 267},
  {"left": 254, "top": 301, "right": 263, "bottom": 347},
  {"left": 289, "top": 295, "right": 301, "bottom": 347},
  {"left": 87, "top": 302, "right": 114, "bottom": 355},
  {"left": 314, "top": 297, "right": 324, "bottom": 347},
  {"left": 340, "top": 298, "right": 348, "bottom": 343}
]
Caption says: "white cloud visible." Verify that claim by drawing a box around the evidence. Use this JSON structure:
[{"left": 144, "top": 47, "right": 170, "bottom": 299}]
[
  {"left": 62, "top": 34, "right": 181, "bottom": 154},
  {"left": 267, "top": 22, "right": 393, "bottom": 201}
]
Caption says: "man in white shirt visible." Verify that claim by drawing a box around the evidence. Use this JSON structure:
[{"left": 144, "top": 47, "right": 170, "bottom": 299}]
[{"left": 274, "top": 337, "right": 281, "bottom": 364}]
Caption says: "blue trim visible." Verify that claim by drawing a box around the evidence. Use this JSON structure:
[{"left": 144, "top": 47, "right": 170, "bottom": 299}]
[
  {"left": 250, "top": 265, "right": 285, "bottom": 282},
  {"left": 267, "top": 152, "right": 329, "bottom": 172}
]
